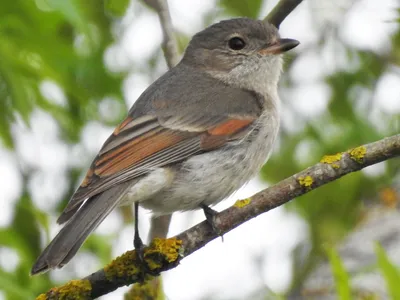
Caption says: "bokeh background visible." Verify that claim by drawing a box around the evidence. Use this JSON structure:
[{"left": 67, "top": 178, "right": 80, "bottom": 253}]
[{"left": 1, "top": 0, "right": 400, "bottom": 299}]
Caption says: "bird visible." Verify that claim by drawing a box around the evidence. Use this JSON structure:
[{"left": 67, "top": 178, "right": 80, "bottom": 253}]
[{"left": 31, "top": 17, "right": 299, "bottom": 275}]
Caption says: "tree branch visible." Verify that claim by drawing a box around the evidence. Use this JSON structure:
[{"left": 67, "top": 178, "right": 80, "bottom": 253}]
[
  {"left": 142, "top": 0, "right": 180, "bottom": 68},
  {"left": 264, "top": 0, "right": 304, "bottom": 28},
  {"left": 36, "top": 134, "right": 400, "bottom": 299}
]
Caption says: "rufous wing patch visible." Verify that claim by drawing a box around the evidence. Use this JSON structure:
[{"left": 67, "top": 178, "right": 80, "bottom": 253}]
[
  {"left": 113, "top": 116, "right": 134, "bottom": 135},
  {"left": 95, "top": 127, "right": 163, "bottom": 167},
  {"left": 208, "top": 119, "right": 254, "bottom": 136},
  {"left": 94, "top": 129, "right": 194, "bottom": 177},
  {"left": 81, "top": 167, "right": 94, "bottom": 187},
  {"left": 201, "top": 118, "right": 254, "bottom": 150}
]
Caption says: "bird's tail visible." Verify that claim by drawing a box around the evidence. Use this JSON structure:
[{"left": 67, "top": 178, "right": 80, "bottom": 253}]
[{"left": 31, "top": 182, "right": 132, "bottom": 275}]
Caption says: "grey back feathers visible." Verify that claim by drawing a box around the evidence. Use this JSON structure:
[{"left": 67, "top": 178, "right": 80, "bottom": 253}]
[{"left": 130, "top": 64, "right": 264, "bottom": 121}]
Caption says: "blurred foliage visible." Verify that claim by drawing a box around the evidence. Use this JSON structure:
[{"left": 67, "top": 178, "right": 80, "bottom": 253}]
[
  {"left": 260, "top": 3, "right": 400, "bottom": 298},
  {"left": 0, "top": 0, "right": 399, "bottom": 299},
  {"left": 0, "top": 0, "right": 127, "bottom": 298},
  {"left": 375, "top": 243, "right": 400, "bottom": 299},
  {"left": 219, "top": 0, "right": 264, "bottom": 19},
  {"left": 0, "top": 0, "right": 125, "bottom": 148},
  {"left": 327, "top": 248, "right": 351, "bottom": 300}
]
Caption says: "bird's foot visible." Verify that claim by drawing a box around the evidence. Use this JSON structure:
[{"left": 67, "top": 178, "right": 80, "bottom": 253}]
[
  {"left": 201, "top": 204, "right": 224, "bottom": 241},
  {"left": 134, "top": 235, "right": 160, "bottom": 280}
]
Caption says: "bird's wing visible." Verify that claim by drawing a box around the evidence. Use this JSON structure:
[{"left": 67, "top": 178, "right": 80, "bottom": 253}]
[
  {"left": 58, "top": 112, "right": 257, "bottom": 223},
  {"left": 57, "top": 66, "right": 266, "bottom": 224}
]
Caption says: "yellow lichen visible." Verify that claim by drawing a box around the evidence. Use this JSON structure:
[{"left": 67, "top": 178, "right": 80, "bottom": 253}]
[
  {"left": 234, "top": 198, "right": 251, "bottom": 208},
  {"left": 36, "top": 279, "right": 91, "bottom": 300},
  {"left": 320, "top": 153, "right": 343, "bottom": 169},
  {"left": 145, "top": 238, "right": 183, "bottom": 270},
  {"left": 104, "top": 238, "right": 183, "bottom": 282},
  {"left": 298, "top": 175, "right": 314, "bottom": 188},
  {"left": 348, "top": 146, "right": 367, "bottom": 163},
  {"left": 104, "top": 250, "right": 140, "bottom": 282}
]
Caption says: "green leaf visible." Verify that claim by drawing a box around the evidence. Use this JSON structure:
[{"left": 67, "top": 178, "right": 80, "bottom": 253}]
[
  {"left": 12, "top": 193, "right": 42, "bottom": 260},
  {"left": 375, "top": 243, "right": 400, "bottom": 299},
  {"left": 0, "top": 95, "right": 13, "bottom": 147},
  {"left": 0, "top": 268, "right": 35, "bottom": 299},
  {"left": 104, "top": 0, "right": 130, "bottom": 17},
  {"left": 47, "top": 0, "right": 91, "bottom": 38},
  {"left": 0, "top": 228, "right": 31, "bottom": 262},
  {"left": 327, "top": 248, "right": 351, "bottom": 300},
  {"left": 219, "top": 0, "right": 263, "bottom": 19}
]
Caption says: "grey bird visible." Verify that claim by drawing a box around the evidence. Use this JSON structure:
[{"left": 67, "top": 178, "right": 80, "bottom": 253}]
[{"left": 31, "top": 17, "right": 299, "bottom": 275}]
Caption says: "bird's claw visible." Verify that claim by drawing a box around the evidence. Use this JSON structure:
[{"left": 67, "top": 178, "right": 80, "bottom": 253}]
[
  {"left": 201, "top": 204, "right": 224, "bottom": 241},
  {"left": 133, "top": 236, "right": 160, "bottom": 280}
]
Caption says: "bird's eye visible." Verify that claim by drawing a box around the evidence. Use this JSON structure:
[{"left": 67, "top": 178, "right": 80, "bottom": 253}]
[{"left": 228, "top": 37, "right": 246, "bottom": 50}]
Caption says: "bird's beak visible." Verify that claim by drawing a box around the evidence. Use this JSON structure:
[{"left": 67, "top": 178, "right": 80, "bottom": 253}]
[{"left": 258, "top": 38, "right": 299, "bottom": 55}]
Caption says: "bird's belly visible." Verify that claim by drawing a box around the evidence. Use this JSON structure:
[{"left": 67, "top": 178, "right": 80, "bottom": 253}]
[{"left": 141, "top": 112, "right": 279, "bottom": 215}]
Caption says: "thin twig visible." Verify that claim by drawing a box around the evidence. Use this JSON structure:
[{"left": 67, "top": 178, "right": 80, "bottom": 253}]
[
  {"left": 265, "top": 0, "right": 304, "bottom": 28},
  {"left": 143, "top": 0, "right": 180, "bottom": 68},
  {"left": 37, "top": 134, "right": 400, "bottom": 299}
]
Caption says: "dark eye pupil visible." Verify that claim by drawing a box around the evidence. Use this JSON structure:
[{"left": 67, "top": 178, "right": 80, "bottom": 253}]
[{"left": 228, "top": 37, "right": 245, "bottom": 50}]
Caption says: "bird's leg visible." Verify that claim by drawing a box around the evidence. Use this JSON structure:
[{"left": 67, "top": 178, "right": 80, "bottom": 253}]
[
  {"left": 201, "top": 204, "right": 224, "bottom": 241},
  {"left": 134, "top": 202, "right": 160, "bottom": 278}
]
